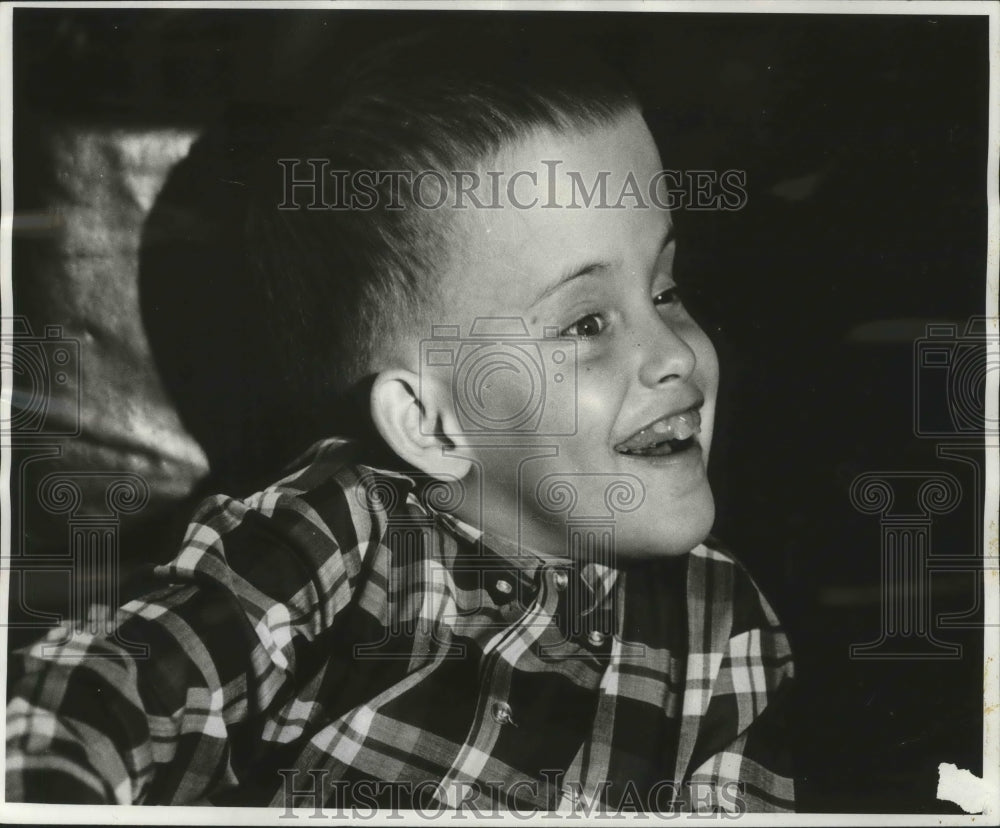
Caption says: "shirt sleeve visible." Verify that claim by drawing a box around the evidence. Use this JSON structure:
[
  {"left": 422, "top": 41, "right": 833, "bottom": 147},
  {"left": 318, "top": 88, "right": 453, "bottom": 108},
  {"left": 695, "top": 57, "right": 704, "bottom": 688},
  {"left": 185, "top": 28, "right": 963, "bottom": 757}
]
[
  {"left": 676, "top": 545, "right": 797, "bottom": 813},
  {"left": 5, "top": 483, "right": 373, "bottom": 804}
]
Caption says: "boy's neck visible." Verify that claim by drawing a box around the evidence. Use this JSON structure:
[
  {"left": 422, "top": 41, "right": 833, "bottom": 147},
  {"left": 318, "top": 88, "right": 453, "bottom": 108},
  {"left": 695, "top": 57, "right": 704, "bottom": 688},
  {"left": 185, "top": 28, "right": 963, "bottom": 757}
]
[{"left": 442, "top": 444, "right": 579, "bottom": 565}]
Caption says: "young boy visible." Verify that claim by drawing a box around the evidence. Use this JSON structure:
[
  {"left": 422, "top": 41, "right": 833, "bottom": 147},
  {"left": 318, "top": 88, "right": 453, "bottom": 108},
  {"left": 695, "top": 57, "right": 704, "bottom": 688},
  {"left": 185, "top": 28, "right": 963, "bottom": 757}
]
[{"left": 6, "top": 29, "right": 795, "bottom": 814}]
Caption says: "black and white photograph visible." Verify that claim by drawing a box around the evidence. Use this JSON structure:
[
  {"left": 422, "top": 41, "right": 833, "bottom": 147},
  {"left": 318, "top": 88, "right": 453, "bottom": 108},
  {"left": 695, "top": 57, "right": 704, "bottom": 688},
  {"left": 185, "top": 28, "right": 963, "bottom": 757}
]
[{"left": 1, "top": 0, "right": 997, "bottom": 821}]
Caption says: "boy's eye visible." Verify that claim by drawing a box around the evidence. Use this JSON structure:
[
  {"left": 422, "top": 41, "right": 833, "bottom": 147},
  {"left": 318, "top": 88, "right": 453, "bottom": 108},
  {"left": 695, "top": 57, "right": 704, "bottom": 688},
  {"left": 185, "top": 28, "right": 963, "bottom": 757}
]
[
  {"left": 653, "top": 286, "right": 683, "bottom": 307},
  {"left": 561, "top": 313, "right": 606, "bottom": 338}
]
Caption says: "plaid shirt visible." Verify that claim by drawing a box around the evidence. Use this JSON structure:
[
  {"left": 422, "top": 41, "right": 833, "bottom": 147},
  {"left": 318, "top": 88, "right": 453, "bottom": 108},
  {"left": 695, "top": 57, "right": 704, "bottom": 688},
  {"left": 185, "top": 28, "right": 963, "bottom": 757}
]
[{"left": 6, "top": 438, "right": 796, "bottom": 814}]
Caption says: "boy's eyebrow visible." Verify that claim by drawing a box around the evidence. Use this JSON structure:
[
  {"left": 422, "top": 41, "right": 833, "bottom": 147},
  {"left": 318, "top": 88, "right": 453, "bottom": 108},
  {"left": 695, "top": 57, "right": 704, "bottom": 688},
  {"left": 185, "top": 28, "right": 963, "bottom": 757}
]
[{"left": 529, "top": 223, "right": 676, "bottom": 309}]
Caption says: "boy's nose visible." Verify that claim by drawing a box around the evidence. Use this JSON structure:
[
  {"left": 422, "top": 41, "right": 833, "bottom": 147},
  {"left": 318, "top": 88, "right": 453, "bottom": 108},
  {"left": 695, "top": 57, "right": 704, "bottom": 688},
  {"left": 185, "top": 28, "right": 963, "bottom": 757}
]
[{"left": 635, "top": 317, "right": 697, "bottom": 388}]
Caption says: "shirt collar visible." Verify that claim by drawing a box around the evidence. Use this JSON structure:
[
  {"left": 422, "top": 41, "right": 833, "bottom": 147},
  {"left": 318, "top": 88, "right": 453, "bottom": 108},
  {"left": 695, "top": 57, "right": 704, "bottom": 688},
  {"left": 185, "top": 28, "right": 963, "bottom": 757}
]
[
  {"left": 353, "top": 455, "right": 620, "bottom": 622},
  {"left": 419, "top": 494, "right": 619, "bottom": 625}
]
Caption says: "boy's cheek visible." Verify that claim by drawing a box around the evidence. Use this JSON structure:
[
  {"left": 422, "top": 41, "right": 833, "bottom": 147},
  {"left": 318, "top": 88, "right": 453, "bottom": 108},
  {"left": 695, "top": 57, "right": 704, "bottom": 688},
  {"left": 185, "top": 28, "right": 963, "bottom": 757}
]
[
  {"left": 434, "top": 349, "right": 578, "bottom": 437},
  {"left": 695, "top": 333, "right": 721, "bottom": 391},
  {"left": 463, "top": 373, "right": 533, "bottom": 429}
]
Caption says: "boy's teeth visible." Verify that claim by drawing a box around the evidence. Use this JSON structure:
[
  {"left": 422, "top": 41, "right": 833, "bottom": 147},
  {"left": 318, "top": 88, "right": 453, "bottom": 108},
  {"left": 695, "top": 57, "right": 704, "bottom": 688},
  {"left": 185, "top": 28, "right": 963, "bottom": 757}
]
[{"left": 616, "top": 410, "right": 701, "bottom": 453}]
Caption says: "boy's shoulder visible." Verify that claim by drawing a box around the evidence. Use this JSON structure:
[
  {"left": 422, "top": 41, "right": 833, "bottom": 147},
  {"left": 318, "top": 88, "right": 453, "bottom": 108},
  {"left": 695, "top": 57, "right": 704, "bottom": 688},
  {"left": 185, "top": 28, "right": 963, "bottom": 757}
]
[
  {"left": 174, "top": 437, "right": 419, "bottom": 580},
  {"left": 687, "top": 537, "right": 788, "bottom": 642},
  {"left": 203, "top": 437, "right": 415, "bottom": 515},
  {"left": 264, "top": 436, "right": 413, "bottom": 497}
]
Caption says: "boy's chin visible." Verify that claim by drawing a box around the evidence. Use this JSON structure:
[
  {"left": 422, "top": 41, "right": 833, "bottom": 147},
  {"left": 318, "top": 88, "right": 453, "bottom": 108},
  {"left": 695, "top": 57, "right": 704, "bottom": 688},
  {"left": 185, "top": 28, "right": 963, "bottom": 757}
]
[{"left": 612, "top": 497, "right": 716, "bottom": 561}]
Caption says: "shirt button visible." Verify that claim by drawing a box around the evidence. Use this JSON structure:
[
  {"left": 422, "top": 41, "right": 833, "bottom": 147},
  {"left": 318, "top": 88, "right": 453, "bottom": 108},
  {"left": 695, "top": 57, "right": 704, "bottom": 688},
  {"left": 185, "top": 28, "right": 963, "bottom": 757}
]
[
  {"left": 562, "top": 787, "right": 582, "bottom": 809},
  {"left": 491, "top": 701, "right": 515, "bottom": 725},
  {"left": 587, "top": 630, "right": 606, "bottom": 647},
  {"left": 552, "top": 570, "right": 569, "bottom": 592},
  {"left": 495, "top": 578, "right": 513, "bottom": 595}
]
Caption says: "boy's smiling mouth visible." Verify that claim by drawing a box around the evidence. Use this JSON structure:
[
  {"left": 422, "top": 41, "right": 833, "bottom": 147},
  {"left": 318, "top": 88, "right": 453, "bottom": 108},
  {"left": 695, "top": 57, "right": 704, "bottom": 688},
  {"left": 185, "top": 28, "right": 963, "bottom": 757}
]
[{"left": 614, "top": 404, "right": 703, "bottom": 457}]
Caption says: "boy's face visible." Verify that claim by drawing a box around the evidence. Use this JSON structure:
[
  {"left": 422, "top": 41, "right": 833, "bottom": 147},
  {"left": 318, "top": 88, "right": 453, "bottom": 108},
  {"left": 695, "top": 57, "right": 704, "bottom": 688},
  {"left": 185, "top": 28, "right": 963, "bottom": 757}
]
[{"left": 417, "top": 109, "right": 718, "bottom": 560}]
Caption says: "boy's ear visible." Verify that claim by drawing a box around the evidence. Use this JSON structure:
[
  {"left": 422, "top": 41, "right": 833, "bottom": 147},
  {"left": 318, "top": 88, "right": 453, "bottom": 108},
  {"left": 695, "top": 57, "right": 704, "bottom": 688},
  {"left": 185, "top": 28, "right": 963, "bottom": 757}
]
[{"left": 370, "top": 369, "right": 472, "bottom": 480}]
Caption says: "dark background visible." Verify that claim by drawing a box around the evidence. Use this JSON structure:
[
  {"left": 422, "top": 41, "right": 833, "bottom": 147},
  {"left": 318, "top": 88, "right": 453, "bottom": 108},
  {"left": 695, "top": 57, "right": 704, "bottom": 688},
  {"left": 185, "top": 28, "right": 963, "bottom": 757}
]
[{"left": 9, "top": 8, "right": 990, "bottom": 813}]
